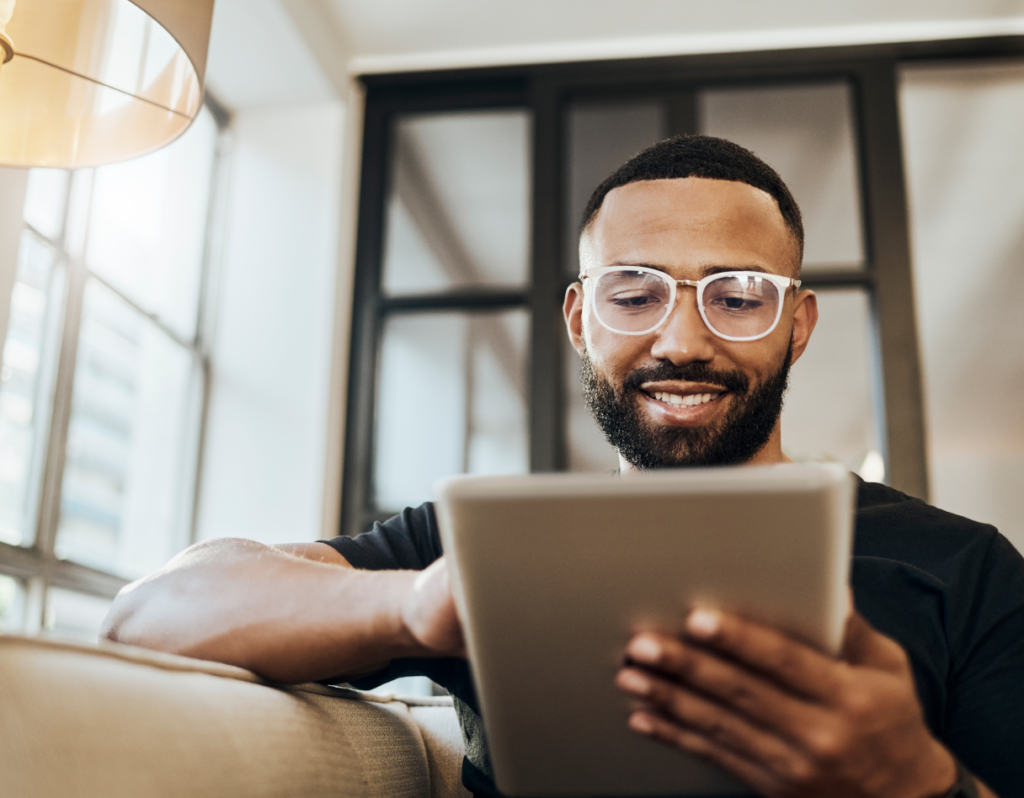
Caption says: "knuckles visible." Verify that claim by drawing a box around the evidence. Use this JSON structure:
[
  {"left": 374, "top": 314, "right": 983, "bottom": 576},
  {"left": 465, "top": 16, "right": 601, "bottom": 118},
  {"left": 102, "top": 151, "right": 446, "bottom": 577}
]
[
  {"left": 803, "top": 723, "right": 851, "bottom": 767},
  {"left": 837, "top": 684, "right": 877, "bottom": 724},
  {"left": 780, "top": 754, "right": 817, "bottom": 786},
  {"left": 722, "top": 679, "right": 758, "bottom": 712}
]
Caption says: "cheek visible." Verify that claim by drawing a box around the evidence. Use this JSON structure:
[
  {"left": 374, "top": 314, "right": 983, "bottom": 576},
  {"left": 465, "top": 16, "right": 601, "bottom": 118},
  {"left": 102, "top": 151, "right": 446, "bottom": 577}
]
[
  {"left": 722, "top": 337, "right": 786, "bottom": 382},
  {"left": 584, "top": 317, "right": 650, "bottom": 374}
]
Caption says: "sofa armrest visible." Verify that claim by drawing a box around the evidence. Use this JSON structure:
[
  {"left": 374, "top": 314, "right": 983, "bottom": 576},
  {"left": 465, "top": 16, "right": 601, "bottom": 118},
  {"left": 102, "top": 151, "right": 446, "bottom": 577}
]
[{"left": 0, "top": 634, "right": 468, "bottom": 798}]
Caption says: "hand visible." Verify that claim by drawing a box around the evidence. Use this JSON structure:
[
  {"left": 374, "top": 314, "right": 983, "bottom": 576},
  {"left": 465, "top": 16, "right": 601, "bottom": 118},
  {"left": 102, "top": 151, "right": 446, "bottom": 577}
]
[
  {"left": 400, "top": 557, "right": 466, "bottom": 658},
  {"left": 615, "top": 608, "right": 957, "bottom": 798}
]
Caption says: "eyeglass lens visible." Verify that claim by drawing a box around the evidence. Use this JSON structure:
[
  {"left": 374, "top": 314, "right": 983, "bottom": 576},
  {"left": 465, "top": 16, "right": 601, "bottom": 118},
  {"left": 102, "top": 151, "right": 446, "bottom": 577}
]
[{"left": 592, "top": 270, "right": 783, "bottom": 339}]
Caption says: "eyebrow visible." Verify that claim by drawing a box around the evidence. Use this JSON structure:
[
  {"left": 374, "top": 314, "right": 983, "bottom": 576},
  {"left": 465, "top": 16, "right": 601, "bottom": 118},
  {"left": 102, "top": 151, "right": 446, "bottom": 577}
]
[{"left": 610, "top": 262, "right": 772, "bottom": 277}]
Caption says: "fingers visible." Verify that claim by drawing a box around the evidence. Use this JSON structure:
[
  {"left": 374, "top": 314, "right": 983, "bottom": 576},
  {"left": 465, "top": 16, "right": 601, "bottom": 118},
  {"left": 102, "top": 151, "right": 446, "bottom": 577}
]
[
  {"left": 616, "top": 609, "right": 932, "bottom": 798},
  {"left": 403, "top": 558, "right": 466, "bottom": 658},
  {"left": 618, "top": 633, "right": 824, "bottom": 743},
  {"left": 617, "top": 664, "right": 814, "bottom": 761},
  {"left": 636, "top": 609, "right": 845, "bottom": 702}
]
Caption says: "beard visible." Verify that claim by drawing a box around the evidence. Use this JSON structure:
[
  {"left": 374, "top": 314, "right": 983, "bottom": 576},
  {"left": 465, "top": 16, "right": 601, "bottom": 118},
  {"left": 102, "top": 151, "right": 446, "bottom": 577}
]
[{"left": 581, "top": 340, "right": 793, "bottom": 470}]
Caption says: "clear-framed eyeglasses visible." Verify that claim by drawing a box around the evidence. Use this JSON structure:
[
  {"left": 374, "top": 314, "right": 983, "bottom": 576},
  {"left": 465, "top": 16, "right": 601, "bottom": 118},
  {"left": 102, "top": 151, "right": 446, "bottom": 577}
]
[{"left": 581, "top": 265, "right": 802, "bottom": 342}]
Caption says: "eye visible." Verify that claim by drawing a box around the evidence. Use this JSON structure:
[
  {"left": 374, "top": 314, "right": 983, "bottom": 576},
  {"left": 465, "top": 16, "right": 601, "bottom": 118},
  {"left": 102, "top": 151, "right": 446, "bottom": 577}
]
[
  {"left": 607, "top": 290, "right": 665, "bottom": 310},
  {"left": 708, "top": 294, "right": 764, "bottom": 313}
]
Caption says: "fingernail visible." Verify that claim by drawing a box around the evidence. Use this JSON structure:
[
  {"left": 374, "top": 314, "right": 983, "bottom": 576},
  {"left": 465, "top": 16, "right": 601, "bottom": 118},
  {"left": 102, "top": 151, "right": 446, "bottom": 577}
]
[
  {"left": 617, "top": 669, "right": 650, "bottom": 696},
  {"left": 629, "top": 636, "right": 661, "bottom": 664},
  {"left": 687, "top": 609, "right": 720, "bottom": 638},
  {"left": 629, "top": 712, "right": 655, "bottom": 734}
]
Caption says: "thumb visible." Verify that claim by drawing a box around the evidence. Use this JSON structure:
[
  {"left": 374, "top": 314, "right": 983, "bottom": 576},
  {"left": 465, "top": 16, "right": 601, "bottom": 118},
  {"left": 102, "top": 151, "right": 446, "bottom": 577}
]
[
  {"left": 405, "top": 558, "right": 466, "bottom": 658},
  {"left": 840, "top": 609, "right": 907, "bottom": 672}
]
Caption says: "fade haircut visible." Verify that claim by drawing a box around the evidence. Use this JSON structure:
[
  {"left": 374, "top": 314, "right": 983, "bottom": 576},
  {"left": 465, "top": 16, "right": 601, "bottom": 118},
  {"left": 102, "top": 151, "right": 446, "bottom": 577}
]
[{"left": 579, "top": 134, "right": 805, "bottom": 266}]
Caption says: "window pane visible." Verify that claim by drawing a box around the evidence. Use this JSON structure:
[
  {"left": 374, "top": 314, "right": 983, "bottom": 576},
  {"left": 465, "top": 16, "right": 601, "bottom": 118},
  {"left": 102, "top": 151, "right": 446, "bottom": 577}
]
[
  {"left": 55, "top": 280, "right": 199, "bottom": 577},
  {"left": 565, "top": 100, "right": 667, "bottom": 278},
  {"left": 781, "top": 289, "right": 883, "bottom": 476},
  {"left": 900, "top": 61, "right": 1024, "bottom": 553},
  {"left": 43, "top": 588, "right": 112, "bottom": 642},
  {"left": 85, "top": 107, "right": 218, "bottom": 340},
  {"left": 563, "top": 332, "right": 618, "bottom": 473},
  {"left": 0, "top": 232, "right": 65, "bottom": 546},
  {"left": 23, "top": 169, "right": 69, "bottom": 242},
  {"left": 381, "top": 110, "right": 531, "bottom": 296},
  {"left": 700, "top": 83, "right": 865, "bottom": 273},
  {"left": 0, "top": 575, "right": 23, "bottom": 632},
  {"left": 374, "top": 311, "right": 529, "bottom": 511}
]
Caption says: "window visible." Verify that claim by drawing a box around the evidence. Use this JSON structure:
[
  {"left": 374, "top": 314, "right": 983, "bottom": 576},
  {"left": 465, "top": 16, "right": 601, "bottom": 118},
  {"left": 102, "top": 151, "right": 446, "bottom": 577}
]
[
  {"left": 0, "top": 101, "right": 228, "bottom": 638},
  {"left": 372, "top": 106, "right": 533, "bottom": 513},
  {"left": 343, "top": 41, "right": 1024, "bottom": 540}
]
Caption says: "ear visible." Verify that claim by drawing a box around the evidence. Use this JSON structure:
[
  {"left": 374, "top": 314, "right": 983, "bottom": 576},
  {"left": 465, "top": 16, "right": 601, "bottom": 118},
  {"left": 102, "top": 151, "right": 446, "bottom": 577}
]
[
  {"left": 563, "top": 282, "right": 586, "bottom": 357},
  {"left": 789, "top": 288, "right": 818, "bottom": 366}
]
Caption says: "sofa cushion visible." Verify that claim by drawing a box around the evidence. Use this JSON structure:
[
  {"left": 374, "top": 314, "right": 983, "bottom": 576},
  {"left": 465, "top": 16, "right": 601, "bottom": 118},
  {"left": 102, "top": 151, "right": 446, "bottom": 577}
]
[{"left": 0, "top": 634, "right": 468, "bottom": 798}]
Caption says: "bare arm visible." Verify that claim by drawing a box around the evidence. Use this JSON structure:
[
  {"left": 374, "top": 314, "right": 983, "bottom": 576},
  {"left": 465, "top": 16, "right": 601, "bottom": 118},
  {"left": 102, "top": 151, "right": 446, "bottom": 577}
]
[{"left": 100, "top": 538, "right": 463, "bottom": 684}]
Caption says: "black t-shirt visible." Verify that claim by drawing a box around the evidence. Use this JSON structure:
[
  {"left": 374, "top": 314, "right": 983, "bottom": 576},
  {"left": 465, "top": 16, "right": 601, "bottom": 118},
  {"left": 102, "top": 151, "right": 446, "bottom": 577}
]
[{"left": 323, "top": 479, "right": 1024, "bottom": 798}]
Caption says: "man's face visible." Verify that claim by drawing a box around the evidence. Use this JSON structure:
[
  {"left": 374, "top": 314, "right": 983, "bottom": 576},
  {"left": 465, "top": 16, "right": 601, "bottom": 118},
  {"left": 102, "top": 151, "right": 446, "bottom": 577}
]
[{"left": 564, "top": 178, "right": 818, "bottom": 471}]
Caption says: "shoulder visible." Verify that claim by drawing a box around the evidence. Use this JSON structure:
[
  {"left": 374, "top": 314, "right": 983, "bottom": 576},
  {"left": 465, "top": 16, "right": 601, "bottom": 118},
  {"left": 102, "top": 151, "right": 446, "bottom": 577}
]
[
  {"left": 319, "top": 502, "right": 442, "bottom": 571},
  {"left": 852, "top": 478, "right": 1012, "bottom": 577},
  {"left": 851, "top": 477, "right": 1024, "bottom": 668},
  {"left": 851, "top": 478, "right": 1024, "bottom": 655}
]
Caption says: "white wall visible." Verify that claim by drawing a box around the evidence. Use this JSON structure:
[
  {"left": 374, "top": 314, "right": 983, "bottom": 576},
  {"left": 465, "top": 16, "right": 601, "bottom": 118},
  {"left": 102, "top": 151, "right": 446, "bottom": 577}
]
[
  {"left": 194, "top": 101, "right": 347, "bottom": 545},
  {"left": 900, "top": 61, "right": 1024, "bottom": 553}
]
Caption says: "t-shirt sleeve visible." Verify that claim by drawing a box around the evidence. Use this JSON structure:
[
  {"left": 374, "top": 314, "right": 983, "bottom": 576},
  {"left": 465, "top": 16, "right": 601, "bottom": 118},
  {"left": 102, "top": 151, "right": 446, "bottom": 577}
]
[
  {"left": 319, "top": 502, "right": 443, "bottom": 571},
  {"left": 317, "top": 502, "right": 448, "bottom": 691}
]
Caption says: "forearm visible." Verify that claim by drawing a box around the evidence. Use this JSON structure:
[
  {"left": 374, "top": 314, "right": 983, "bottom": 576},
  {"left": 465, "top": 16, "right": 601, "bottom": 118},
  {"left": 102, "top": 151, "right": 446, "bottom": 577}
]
[{"left": 101, "top": 538, "right": 425, "bottom": 683}]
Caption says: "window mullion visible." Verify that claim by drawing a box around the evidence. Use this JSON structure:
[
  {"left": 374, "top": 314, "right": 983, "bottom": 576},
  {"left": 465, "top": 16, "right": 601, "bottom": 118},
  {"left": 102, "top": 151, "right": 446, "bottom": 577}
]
[
  {"left": 31, "top": 168, "right": 97, "bottom": 569},
  {"left": 341, "top": 97, "right": 390, "bottom": 538},
  {"left": 528, "top": 78, "right": 565, "bottom": 473},
  {"left": 855, "top": 59, "right": 929, "bottom": 501},
  {"left": 33, "top": 247, "right": 87, "bottom": 563},
  {"left": 186, "top": 106, "right": 233, "bottom": 547}
]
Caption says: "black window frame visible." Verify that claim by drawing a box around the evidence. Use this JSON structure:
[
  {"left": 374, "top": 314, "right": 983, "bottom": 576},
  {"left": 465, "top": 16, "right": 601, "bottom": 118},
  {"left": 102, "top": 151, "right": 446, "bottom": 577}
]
[{"left": 341, "top": 36, "right": 1024, "bottom": 539}]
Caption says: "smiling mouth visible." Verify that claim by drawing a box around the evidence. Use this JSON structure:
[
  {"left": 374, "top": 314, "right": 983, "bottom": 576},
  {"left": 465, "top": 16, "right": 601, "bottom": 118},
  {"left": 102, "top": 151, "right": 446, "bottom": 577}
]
[{"left": 650, "top": 391, "right": 722, "bottom": 408}]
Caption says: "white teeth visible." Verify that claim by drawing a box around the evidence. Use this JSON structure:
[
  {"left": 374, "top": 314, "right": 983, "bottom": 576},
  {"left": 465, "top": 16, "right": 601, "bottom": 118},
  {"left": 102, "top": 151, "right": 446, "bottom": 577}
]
[{"left": 653, "top": 391, "right": 721, "bottom": 407}]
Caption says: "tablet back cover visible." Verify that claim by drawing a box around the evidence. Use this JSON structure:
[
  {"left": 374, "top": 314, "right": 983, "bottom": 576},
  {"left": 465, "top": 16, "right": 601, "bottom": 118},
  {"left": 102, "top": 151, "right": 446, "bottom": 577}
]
[{"left": 436, "top": 464, "right": 854, "bottom": 798}]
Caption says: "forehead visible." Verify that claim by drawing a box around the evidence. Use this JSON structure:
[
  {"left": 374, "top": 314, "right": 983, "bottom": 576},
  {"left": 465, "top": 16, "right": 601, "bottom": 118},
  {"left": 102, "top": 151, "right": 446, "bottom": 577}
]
[{"left": 581, "top": 178, "right": 799, "bottom": 278}]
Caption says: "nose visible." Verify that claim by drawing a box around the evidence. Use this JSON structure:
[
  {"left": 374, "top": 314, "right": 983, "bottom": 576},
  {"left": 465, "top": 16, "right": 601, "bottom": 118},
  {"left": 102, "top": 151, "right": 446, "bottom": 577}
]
[{"left": 649, "top": 287, "right": 717, "bottom": 366}]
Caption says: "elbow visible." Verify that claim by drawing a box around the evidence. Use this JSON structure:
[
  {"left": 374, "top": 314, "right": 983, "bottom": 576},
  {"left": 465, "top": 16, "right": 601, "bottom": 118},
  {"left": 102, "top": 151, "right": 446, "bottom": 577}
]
[
  {"left": 99, "top": 578, "right": 147, "bottom": 646},
  {"left": 98, "top": 538, "right": 247, "bottom": 648}
]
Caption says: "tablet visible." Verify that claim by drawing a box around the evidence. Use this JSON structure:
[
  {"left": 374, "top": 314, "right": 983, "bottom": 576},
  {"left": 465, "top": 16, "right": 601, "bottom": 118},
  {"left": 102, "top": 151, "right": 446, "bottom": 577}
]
[{"left": 434, "top": 463, "right": 855, "bottom": 797}]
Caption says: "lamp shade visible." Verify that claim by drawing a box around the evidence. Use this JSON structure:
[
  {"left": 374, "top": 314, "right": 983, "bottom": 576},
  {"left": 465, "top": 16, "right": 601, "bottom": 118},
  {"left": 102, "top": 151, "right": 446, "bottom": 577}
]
[{"left": 0, "top": 0, "right": 214, "bottom": 168}]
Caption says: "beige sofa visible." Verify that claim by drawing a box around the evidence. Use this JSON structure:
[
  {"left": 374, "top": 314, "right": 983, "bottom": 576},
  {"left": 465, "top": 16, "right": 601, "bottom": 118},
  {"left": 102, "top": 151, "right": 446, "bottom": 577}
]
[{"left": 0, "top": 634, "right": 470, "bottom": 798}]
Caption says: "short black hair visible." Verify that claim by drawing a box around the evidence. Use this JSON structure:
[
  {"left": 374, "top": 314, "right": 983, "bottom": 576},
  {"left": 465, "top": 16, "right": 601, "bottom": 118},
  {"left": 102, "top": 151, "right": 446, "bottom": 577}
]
[{"left": 579, "top": 134, "right": 804, "bottom": 264}]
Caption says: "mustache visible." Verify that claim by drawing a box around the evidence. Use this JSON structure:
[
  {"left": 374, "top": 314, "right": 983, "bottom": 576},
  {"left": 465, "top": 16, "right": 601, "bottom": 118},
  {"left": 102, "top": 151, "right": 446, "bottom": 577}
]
[{"left": 622, "top": 361, "right": 749, "bottom": 395}]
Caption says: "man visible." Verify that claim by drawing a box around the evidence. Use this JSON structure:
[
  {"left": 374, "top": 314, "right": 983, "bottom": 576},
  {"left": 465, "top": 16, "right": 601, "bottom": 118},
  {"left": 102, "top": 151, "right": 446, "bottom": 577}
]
[{"left": 103, "top": 136, "right": 1024, "bottom": 798}]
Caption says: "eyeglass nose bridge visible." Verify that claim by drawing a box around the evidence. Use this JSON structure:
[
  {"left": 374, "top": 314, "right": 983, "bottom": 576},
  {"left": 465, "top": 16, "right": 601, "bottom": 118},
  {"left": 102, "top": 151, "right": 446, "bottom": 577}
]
[{"left": 659, "top": 278, "right": 705, "bottom": 330}]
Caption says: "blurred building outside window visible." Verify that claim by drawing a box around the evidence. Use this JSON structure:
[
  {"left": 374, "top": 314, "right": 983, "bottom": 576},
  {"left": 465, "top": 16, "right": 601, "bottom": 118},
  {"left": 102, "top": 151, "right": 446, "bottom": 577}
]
[{"left": 0, "top": 101, "right": 229, "bottom": 640}]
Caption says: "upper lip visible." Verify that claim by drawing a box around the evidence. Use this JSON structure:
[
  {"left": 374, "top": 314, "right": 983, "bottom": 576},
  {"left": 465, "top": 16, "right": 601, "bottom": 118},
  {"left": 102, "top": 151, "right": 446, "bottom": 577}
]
[{"left": 640, "top": 381, "right": 728, "bottom": 397}]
